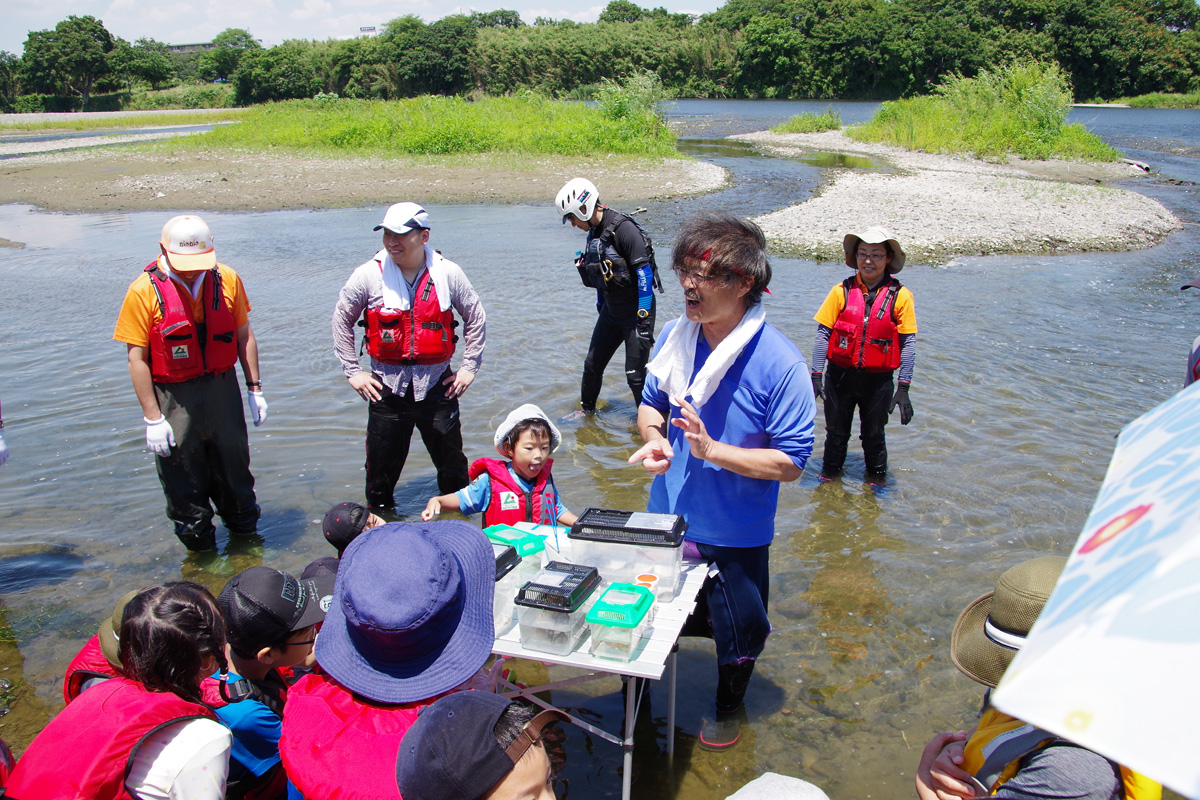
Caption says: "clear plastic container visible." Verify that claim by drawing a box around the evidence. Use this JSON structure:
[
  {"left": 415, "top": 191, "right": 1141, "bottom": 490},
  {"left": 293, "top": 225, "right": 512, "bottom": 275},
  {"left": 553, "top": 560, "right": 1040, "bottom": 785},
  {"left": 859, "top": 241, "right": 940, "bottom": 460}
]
[
  {"left": 516, "top": 600, "right": 593, "bottom": 655},
  {"left": 586, "top": 584, "right": 656, "bottom": 662},
  {"left": 566, "top": 537, "right": 683, "bottom": 600},
  {"left": 494, "top": 571, "right": 523, "bottom": 637},
  {"left": 514, "top": 562, "right": 601, "bottom": 656}
]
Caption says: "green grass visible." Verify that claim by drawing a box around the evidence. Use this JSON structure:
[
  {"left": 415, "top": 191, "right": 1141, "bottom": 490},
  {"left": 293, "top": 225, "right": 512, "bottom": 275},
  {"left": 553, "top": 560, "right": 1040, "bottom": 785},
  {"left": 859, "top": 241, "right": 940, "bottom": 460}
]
[
  {"left": 1114, "top": 91, "right": 1200, "bottom": 109},
  {"left": 771, "top": 108, "right": 841, "bottom": 134},
  {"left": 847, "top": 61, "right": 1120, "bottom": 162},
  {"left": 178, "top": 94, "right": 679, "bottom": 158},
  {"left": 0, "top": 108, "right": 250, "bottom": 131},
  {"left": 123, "top": 84, "right": 237, "bottom": 111}
]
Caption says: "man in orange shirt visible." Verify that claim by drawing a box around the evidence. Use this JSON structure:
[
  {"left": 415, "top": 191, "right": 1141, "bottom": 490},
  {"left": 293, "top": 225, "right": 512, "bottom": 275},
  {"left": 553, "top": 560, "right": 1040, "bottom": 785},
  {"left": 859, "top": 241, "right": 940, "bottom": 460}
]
[{"left": 113, "top": 215, "right": 266, "bottom": 551}]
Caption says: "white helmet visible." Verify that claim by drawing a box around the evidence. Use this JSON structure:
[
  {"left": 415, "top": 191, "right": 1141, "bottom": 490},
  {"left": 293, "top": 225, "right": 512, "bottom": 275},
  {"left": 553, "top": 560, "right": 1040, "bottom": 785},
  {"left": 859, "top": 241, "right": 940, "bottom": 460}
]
[{"left": 556, "top": 177, "right": 599, "bottom": 224}]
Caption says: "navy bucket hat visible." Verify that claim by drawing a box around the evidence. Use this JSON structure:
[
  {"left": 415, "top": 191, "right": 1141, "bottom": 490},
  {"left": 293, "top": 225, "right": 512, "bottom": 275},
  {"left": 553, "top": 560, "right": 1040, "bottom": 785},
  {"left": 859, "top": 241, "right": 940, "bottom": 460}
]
[{"left": 315, "top": 521, "right": 494, "bottom": 704}]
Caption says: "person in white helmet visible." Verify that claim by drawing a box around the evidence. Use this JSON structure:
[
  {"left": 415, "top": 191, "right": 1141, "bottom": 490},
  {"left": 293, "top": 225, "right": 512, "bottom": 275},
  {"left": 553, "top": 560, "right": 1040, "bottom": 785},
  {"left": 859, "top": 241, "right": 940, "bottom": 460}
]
[
  {"left": 556, "top": 178, "right": 662, "bottom": 413},
  {"left": 113, "top": 215, "right": 265, "bottom": 551}
]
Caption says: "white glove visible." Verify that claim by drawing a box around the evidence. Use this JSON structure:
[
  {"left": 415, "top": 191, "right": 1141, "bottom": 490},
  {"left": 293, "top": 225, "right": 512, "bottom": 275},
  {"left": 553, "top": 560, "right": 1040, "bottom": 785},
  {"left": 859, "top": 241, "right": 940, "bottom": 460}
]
[
  {"left": 248, "top": 391, "right": 268, "bottom": 427},
  {"left": 145, "top": 416, "right": 175, "bottom": 457},
  {"left": 0, "top": 430, "right": 8, "bottom": 467}
]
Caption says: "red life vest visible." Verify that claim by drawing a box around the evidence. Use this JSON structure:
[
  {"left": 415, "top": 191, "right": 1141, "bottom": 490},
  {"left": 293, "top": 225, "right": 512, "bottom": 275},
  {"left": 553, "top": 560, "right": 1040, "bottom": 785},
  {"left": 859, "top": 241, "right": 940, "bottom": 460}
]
[
  {"left": 468, "top": 458, "right": 557, "bottom": 527},
  {"left": 363, "top": 263, "right": 457, "bottom": 366},
  {"left": 279, "top": 672, "right": 434, "bottom": 800},
  {"left": 5, "top": 677, "right": 215, "bottom": 800},
  {"left": 826, "top": 276, "right": 902, "bottom": 372},
  {"left": 62, "top": 634, "right": 121, "bottom": 703},
  {"left": 144, "top": 261, "right": 239, "bottom": 383}
]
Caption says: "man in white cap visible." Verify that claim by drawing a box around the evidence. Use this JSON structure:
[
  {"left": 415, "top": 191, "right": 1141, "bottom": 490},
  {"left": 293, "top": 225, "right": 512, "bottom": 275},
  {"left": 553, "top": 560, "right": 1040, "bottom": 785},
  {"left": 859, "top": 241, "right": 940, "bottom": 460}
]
[
  {"left": 114, "top": 215, "right": 266, "bottom": 551},
  {"left": 810, "top": 227, "right": 918, "bottom": 485},
  {"left": 333, "top": 202, "right": 486, "bottom": 509}
]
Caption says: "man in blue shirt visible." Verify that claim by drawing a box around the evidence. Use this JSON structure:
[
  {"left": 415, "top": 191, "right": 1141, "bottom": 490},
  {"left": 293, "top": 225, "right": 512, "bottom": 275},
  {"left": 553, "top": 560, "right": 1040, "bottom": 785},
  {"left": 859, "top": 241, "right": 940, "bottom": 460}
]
[{"left": 629, "top": 212, "right": 814, "bottom": 751}]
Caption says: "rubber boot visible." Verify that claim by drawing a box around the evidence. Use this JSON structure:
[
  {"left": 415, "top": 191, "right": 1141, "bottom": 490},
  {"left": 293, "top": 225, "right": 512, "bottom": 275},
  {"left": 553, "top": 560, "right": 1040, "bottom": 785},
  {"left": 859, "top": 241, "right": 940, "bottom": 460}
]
[
  {"left": 698, "top": 659, "right": 756, "bottom": 751},
  {"left": 174, "top": 521, "right": 217, "bottom": 552}
]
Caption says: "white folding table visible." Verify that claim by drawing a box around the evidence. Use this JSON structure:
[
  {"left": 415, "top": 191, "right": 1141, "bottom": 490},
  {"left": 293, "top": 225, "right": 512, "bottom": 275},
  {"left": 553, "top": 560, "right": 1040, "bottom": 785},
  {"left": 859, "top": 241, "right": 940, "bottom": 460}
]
[{"left": 491, "top": 558, "right": 707, "bottom": 800}]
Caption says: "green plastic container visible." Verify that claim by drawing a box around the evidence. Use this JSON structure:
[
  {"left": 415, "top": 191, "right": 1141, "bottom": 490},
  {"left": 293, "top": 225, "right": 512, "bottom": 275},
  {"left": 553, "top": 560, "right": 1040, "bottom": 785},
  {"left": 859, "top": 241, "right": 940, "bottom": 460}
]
[
  {"left": 585, "top": 583, "right": 656, "bottom": 661},
  {"left": 484, "top": 524, "right": 546, "bottom": 558}
]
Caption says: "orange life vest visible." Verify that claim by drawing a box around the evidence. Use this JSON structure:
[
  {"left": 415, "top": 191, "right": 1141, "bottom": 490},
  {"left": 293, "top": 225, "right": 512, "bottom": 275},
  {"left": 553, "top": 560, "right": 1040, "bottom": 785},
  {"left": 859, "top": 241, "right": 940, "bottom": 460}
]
[
  {"left": 962, "top": 707, "right": 1161, "bottom": 800},
  {"left": 144, "top": 261, "right": 239, "bottom": 383},
  {"left": 363, "top": 263, "right": 457, "bottom": 366},
  {"left": 826, "top": 276, "right": 902, "bottom": 372}
]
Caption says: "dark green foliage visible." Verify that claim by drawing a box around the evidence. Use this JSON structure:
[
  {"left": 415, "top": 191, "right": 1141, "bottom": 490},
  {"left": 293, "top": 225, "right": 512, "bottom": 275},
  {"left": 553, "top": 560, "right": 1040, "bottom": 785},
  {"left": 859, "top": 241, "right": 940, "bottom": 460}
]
[
  {"left": 109, "top": 37, "right": 176, "bottom": 91},
  {"left": 198, "top": 28, "right": 262, "bottom": 82},
  {"left": 21, "top": 15, "right": 116, "bottom": 108},
  {"left": 232, "top": 43, "right": 320, "bottom": 104}
]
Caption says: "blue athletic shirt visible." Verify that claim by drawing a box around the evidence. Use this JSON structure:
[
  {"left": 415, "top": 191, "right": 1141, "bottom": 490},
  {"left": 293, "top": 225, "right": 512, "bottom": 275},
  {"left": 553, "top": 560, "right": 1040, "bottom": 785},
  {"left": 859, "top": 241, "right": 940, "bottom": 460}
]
[
  {"left": 641, "top": 320, "right": 814, "bottom": 548},
  {"left": 213, "top": 668, "right": 283, "bottom": 779}
]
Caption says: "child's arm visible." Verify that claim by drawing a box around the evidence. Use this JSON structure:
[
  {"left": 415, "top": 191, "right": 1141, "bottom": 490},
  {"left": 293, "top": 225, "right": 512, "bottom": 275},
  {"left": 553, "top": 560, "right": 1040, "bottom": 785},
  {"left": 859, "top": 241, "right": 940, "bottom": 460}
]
[
  {"left": 556, "top": 510, "right": 578, "bottom": 527},
  {"left": 422, "top": 492, "right": 462, "bottom": 521}
]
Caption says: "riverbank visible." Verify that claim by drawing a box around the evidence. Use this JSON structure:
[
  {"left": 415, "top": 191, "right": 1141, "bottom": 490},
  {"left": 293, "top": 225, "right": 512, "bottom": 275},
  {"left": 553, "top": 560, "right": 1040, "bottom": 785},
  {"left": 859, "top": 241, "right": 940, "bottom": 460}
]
[
  {"left": 0, "top": 141, "right": 727, "bottom": 215},
  {"left": 733, "top": 129, "right": 1182, "bottom": 264}
]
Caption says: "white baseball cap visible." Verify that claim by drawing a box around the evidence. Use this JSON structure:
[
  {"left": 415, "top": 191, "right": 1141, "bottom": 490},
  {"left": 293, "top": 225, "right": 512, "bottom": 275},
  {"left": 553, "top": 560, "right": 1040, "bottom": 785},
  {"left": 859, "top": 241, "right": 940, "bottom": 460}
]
[
  {"left": 159, "top": 215, "right": 217, "bottom": 271},
  {"left": 374, "top": 202, "right": 430, "bottom": 234}
]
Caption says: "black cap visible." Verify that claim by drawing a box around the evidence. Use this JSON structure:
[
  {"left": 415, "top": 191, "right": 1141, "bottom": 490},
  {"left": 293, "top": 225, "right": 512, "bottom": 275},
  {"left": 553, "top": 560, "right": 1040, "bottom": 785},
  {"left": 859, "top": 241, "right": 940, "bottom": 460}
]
[
  {"left": 396, "top": 692, "right": 567, "bottom": 800},
  {"left": 218, "top": 567, "right": 334, "bottom": 651},
  {"left": 323, "top": 502, "right": 372, "bottom": 554},
  {"left": 1182, "top": 275, "right": 1200, "bottom": 291},
  {"left": 302, "top": 556, "right": 341, "bottom": 580}
]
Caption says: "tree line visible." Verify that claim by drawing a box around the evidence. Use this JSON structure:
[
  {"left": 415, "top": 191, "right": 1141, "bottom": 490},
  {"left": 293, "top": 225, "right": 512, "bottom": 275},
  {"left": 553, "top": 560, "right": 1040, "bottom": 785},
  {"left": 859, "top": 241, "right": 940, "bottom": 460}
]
[{"left": 4, "top": 0, "right": 1198, "bottom": 112}]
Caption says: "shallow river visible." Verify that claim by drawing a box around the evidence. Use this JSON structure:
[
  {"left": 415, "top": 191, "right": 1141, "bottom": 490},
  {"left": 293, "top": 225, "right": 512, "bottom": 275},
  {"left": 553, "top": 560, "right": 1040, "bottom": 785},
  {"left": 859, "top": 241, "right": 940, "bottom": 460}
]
[{"left": 0, "top": 99, "right": 1198, "bottom": 799}]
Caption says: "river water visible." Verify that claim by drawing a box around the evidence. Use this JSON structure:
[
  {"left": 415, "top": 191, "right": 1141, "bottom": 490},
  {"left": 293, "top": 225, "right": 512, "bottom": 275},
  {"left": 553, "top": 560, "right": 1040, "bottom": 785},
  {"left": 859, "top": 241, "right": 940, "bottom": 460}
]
[{"left": 0, "top": 99, "right": 1197, "bottom": 798}]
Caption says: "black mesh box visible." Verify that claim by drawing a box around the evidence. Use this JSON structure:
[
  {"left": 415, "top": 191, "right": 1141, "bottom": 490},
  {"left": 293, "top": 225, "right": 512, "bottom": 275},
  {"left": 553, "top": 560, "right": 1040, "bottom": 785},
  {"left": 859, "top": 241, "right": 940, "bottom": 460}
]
[
  {"left": 513, "top": 561, "right": 601, "bottom": 612},
  {"left": 493, "top": 543, "right": 520, "bottom": 581},
  {"left": 569, "top": 508, "right": 687, "bottom": 547}
]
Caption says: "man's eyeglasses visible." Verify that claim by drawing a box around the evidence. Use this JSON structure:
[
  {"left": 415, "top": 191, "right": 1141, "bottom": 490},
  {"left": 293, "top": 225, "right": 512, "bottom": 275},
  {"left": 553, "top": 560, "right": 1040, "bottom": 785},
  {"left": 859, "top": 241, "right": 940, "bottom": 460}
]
[{"left": 674, "top": 266, "right": 733, "bottom": 285}]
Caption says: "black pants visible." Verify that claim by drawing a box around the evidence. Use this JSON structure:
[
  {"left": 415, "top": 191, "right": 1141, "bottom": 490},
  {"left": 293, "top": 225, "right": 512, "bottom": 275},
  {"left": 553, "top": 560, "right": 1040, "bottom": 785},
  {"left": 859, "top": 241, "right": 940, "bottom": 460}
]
[
  {"left": 680, "top": 543, "right": 771, "bottom": 665},
  {"left": 821, "top": 363, "right": 894, "bottom": 476},
  {"left": 365, "top": 369, "right": 468, "bottom": 507},
  {"left": 154, "top": 369, "right": 259, "bottom": 547},
  {"left": 581, "top": 309, "right": 654, "bottom": 410}
]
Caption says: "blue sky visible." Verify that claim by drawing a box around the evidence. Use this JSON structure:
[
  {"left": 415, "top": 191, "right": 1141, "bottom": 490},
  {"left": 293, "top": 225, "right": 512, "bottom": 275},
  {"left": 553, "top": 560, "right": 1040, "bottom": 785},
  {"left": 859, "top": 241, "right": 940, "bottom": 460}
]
[{"left": 2, "top": 0, "right": 722, "bottom": 57}]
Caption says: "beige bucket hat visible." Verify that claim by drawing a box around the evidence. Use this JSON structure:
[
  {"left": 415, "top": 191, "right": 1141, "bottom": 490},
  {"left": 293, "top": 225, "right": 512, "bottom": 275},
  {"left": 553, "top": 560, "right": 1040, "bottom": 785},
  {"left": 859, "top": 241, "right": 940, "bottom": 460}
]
[
  {"left": 843, "top": 227, "right": 906, "bottom": 274},
  {"left": 950, "top": 555, "right": 1066, "bottom": 688}
]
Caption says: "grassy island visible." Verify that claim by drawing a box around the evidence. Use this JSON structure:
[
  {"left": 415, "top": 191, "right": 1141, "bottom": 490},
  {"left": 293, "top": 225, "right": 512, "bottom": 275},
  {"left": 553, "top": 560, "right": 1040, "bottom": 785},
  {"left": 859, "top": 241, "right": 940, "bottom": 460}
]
[{"left": 848, "top": 62, "right": 1119, "bottom": 162}]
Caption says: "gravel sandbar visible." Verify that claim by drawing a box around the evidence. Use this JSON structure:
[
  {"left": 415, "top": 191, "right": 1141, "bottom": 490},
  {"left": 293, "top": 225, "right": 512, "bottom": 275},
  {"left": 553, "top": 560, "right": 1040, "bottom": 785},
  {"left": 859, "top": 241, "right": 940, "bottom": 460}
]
[{"left": 733, "top": 129, "right": 1182, "bottom": 264}]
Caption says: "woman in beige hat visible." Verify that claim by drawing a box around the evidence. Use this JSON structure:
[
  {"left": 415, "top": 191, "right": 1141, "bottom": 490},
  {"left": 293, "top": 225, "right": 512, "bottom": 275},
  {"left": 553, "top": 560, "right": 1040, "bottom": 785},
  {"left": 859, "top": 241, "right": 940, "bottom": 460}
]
[{"left": 810, "top": 227, "right": 917, "bottom": 485}]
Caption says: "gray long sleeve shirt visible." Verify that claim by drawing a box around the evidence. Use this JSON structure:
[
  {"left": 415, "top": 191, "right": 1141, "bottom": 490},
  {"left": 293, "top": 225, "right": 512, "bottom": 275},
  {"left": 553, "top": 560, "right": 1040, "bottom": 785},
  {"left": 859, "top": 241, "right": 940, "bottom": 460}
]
[{"left": 332, "top": 247, "right": 486, "bottom": 401}]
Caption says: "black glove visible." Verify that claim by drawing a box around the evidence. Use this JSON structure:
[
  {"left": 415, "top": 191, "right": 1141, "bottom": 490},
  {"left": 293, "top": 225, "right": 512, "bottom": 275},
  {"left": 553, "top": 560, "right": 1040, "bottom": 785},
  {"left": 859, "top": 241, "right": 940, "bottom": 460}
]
[
  {"left": 890, "top": 384, "right": 913, "bottom": 425},
  {"left": 811, "top": 372, "right": 823, "bottom": 400}
]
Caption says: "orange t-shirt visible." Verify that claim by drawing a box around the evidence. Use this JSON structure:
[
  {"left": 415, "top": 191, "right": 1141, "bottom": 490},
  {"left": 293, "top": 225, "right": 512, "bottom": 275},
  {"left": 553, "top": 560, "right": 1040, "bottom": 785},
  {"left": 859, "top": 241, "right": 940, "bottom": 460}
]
[{"left": 113, "top": 260, "right": 251, "bottom": 348}]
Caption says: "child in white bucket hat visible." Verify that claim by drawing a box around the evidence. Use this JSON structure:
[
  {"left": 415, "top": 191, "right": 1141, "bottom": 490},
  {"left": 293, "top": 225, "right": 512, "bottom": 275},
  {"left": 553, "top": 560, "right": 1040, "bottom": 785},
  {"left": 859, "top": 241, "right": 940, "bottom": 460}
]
[{"left": 422, "top": 403, "right": 576, "bottom": 527}]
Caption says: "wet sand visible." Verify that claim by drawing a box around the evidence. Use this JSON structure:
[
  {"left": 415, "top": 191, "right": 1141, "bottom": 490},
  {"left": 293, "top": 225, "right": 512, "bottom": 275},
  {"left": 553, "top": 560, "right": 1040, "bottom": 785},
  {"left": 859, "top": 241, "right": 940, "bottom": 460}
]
[{"left": 733, "top": 129, "right": 1182, "bottom": 263}]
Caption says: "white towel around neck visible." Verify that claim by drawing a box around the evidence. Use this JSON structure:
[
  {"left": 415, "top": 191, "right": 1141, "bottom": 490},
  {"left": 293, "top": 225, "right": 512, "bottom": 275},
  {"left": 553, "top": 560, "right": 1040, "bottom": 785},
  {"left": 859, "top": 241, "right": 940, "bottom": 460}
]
[
  {"left": 646, "top": 302, "right": 766, "bottom": 408},
  {"left": 377, "top": 245, "right": 451, "bottom": 312}
]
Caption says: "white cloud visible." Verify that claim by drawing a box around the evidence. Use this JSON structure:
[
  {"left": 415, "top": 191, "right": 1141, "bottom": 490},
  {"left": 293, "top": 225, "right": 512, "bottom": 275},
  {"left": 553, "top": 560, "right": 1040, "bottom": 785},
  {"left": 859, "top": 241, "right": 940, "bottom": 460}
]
[{"left": 292, "top": 0, "right": 333, "bottom": 21}]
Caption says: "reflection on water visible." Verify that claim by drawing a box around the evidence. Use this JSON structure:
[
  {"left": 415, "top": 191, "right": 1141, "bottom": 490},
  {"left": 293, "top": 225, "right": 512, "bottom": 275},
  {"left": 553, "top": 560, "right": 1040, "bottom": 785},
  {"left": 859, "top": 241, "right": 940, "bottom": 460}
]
[
  {"left": 1, "top": 103, "right": 1199, "bottom": 798},
  {"left": 793, "top": 151, "right": 880, "bottom": 170}
]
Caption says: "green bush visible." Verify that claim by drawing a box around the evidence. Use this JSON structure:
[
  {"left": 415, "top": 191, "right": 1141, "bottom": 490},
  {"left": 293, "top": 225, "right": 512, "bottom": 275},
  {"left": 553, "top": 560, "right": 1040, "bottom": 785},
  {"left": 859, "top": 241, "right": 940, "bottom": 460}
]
[
  {"left": 771, "top": 108, "right": 841, "bottom": 133},
  {"left": 1118, "top": 92, "right": 1200, "bottom": 109},
  {"left": 179, "top": 93, "right": 679, "bottom": 157},
  {"left": 848, "top": 61, "right": 1119, "bottom": 162}
]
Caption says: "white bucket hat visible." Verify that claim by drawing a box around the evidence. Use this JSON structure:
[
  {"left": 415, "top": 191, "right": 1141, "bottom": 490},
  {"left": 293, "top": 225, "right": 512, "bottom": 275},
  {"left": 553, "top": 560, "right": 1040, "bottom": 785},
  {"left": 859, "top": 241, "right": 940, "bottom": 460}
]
[
  {"left": 493, "top": 404, "right": 561, "bottom": 457},
  {"left": 159, "top": 215, "right": 217, "bottom": 272},
  {"left": 843, "top": 227, "right": 906, "bottom": 274}
]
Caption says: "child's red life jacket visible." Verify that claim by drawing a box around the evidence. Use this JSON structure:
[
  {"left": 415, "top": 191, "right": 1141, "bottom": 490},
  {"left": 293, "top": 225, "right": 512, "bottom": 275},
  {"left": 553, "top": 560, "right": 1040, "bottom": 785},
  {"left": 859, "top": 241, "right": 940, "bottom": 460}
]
[
  {"left": 279, "top": 672, "right": 436, "bottom": 800},
  {"left": 62, "top": 634, "right": 121, "bottom": 703},
  {"left": 5, "top": 677, "right": 215, "bottom": 800},
  {"left": 144, "top": 261, "right": 239, "bottom": 383},
  {"left": 469, "top": 457, "right": 557, "bottom": 527},
  {"left": 826, "top": 275, "right": 902, "bottom": 373}
]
